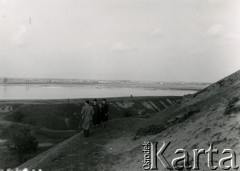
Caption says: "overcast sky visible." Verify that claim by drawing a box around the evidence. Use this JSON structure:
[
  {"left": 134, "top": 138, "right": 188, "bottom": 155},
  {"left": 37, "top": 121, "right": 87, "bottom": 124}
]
[{"left": 0, "top": 0, "right": 240, "bottom": 82}]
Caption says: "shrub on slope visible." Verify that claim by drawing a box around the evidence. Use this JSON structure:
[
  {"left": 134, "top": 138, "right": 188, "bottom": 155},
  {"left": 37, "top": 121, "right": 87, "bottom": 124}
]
[{"left": 224, "top": 97, "right": 240, "bottom": 115}]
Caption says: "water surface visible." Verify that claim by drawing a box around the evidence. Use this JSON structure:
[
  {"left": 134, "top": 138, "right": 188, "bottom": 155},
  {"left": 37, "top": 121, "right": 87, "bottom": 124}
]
[{"left": 0, "top": 85, "right": 196, "bottom": 100}]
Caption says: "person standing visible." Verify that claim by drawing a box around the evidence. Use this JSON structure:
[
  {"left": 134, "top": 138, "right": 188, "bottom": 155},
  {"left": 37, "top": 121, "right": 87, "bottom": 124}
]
[
  {"left": 92, "top": 99, "right": 101, "bottom": 127},
  {"left": 79, "top": 100, "right": 94, "bottom": 137},
  {"left": 64, "top": 112, "right": 71, "bottom": 129},
  {"left": 100, "top": 99, "right": 109, "bottom": 127}
]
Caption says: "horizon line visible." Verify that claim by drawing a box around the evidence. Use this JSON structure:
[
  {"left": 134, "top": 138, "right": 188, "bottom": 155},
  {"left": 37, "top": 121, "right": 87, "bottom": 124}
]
[{"left": 0, "top": 76, "right": 211, "bottom": 84}]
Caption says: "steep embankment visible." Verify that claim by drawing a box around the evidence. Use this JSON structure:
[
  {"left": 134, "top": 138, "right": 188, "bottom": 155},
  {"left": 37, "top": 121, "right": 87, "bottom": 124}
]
[{"left": 3, "top": 96, "right": 181, "bottom": 130}]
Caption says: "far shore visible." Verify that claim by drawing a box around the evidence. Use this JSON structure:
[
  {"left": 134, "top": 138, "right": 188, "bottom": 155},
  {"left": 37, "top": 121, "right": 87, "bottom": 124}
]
[
  {"left": 0, "top": 81, "right": 209, "bottom": 91},
  {"left": 0, "top": 95, "right": 183, "bottom": 104}
]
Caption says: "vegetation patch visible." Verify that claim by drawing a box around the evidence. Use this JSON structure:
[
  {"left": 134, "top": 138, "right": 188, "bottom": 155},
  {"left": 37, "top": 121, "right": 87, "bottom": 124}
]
[
  {"left": 134, "top": 124, "right": 166, "bottom": 140},
  {"left": 7, "top": 124, "right": 38, "bottom": 163},
  {"left": 5, "top": 104, "right": 83, "bottom": 130},
  {"left": 224, "top": 97, "right": 240, "bottom": 115},
  {"left": 216, "top": 79, "right": 225, "bottom": 87},
  {"left": 168, "top": 108, "right": 200, "bottom": 125},
  {"left": 193, "top": 88, "right": 208, "bottom": 98},
  {"left": 123, "top": 108, "right": 133, "bottom": 117},
  {"left": 183, "top": 109, "right": 200, "bottom": 121}
]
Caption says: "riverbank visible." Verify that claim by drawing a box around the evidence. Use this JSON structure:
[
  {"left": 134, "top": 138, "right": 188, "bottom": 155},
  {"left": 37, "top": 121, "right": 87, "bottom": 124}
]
[
  {"left": 0, "top": 96, "right": 182, "bottom": 169},
  {"left": 0, "top": 79, "right": 208, "bottom": 100}
]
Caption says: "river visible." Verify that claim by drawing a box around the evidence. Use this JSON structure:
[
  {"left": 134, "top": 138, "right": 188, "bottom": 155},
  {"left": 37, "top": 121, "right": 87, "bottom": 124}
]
[{"left": 0, "top": 85, "right": 196, "bottom": 100}]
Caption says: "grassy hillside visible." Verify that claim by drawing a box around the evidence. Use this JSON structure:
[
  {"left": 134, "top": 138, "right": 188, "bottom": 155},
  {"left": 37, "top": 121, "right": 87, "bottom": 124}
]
[
  {"left": 4, "top": 96, "right": 181, "bottom": 131},
  {"left": 0, "top": 96, "right": 181, "bottom": 169}
]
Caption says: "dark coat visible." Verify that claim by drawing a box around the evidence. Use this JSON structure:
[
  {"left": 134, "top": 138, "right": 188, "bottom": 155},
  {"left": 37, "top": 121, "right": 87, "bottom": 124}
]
[
  {"left": 93, "top": 104, "right": 101, "bottom": 125},
  {"left": 100, "top": 103, "right": 109, "bottom": 121}
]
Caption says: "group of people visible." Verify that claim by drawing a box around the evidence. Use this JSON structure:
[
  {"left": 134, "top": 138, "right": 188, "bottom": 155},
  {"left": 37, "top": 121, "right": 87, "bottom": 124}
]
[{"left": 79, "top": 99, "right": 109, "bottom": 137}]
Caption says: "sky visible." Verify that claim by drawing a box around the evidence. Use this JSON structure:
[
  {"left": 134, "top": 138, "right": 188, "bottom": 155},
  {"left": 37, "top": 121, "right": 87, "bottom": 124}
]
[{"left": 0, "top": 0, "right": 240, "bottom": 83}]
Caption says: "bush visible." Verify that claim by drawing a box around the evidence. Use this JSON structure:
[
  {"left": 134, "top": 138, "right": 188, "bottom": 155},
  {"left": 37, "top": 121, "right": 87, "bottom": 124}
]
[
  {"left": 224, "top": 97, "right": 240, "bottom": 115},
  {"left": 13, "top": 111, "right": 24, "bottom": 123},
  {"left": 216, "top": 79, "right": 225, "bottom": 87},
  {"left": 192, "top": 88, "right": 208, "bottom": 98},
  {"left": 8, "top": 124, "right": 38, "bottom": 163},
  {"left": 168, "top": 109, "right": 200, "bottom": 125},
  {"left": 123, "top": 109, "right": 133, "bottom": 117},
  {"left": 181, "top": 109, "right": 200, "bottom": 122}
]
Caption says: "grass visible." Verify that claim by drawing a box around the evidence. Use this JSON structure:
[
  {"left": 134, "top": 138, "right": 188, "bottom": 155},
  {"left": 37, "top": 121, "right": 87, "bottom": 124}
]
[
  {"left": 0, "top": 97, "right": 182, "bottom": 168},
  {"left": 5, "top": 103, "right": 84, "bottom": 130},
  {"left": 134, "top": 124, "right": 166, "bottom": 139},
  {"left": 224, "top": 97, "right": 240, "bottom": 115},
  {"left": 4, "top": 97, "right": 181, "bottom": 131},
  {"left": 134, "top": 109, "right": 200, "bottom": 140}
]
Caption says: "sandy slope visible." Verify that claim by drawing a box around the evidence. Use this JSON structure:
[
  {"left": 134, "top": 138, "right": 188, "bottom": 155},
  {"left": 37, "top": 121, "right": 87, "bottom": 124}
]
[{"left": 109, "top": 70, "right": 240, "bottom": 171}]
